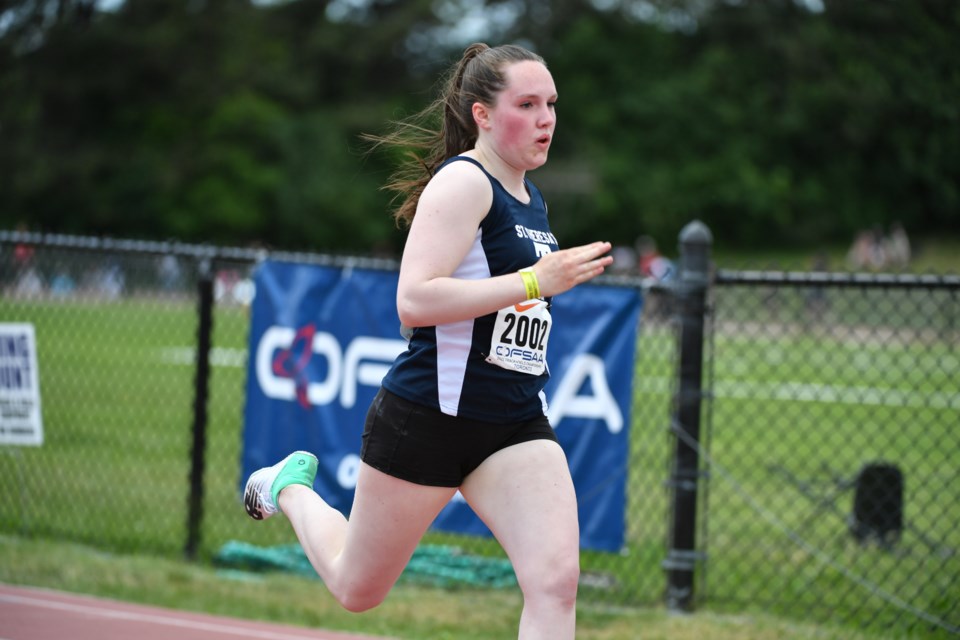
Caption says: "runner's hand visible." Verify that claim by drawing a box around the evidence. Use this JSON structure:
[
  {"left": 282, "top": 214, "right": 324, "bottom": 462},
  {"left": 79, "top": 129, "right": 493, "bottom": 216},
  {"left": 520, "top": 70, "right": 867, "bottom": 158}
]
[{"left": 531, "top": 241, "right": 613, "bottom": 298}]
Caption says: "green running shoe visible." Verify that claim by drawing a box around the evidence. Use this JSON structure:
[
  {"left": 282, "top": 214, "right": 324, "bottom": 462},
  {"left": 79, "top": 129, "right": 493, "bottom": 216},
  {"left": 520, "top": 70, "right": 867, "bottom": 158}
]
[{"left": 243, "top": 451, "right": 318, "bottom": 520}]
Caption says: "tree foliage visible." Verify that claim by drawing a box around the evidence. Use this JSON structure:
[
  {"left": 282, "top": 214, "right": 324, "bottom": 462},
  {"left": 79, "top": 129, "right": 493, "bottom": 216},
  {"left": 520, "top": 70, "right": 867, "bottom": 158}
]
[{"left": 1, "top": 0, "right": 957, "bottom": 253}]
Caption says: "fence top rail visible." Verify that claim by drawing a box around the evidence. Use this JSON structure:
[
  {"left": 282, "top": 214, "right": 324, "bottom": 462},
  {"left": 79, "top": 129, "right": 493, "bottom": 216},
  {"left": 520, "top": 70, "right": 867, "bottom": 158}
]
[
  {"left": 715, "top": 268, "right": 960, "bottom": 289},
  {"left": 11, "top": 230, "right": 954, "bottom": 290},
  {"left": 2, "top": 229, "right": 658, "bottom": 289},
  {"left": 0, "top": 229, "right": 400, "bottom": 271}
]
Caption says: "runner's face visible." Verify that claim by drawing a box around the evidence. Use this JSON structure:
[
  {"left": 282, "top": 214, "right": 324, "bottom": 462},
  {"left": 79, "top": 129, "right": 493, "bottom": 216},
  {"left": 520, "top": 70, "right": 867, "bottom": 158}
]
[{"left": 486, "top": 61, "right": 557, "bottom": 171}]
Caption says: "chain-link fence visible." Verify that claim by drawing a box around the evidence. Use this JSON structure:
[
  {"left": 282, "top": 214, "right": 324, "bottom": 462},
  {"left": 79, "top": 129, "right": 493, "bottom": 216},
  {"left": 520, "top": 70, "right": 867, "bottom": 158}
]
[
  {"left": 0, "top": 231, "right": 668, "bottom": 600},
  {"left": 697, "top": 269, "right": 960, "bottom": 637},
  {"left": 1, "top": 228, "right": 957, "bottom": 638},
  {"left": 0, "top": 235, "right": 253, "bottom": 557}
]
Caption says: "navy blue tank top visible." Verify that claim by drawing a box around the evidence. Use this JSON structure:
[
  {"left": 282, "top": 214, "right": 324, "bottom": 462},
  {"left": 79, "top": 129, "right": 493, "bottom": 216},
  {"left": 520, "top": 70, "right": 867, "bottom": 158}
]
[{"left": 381, "top": 156, "right": 559, "bottom": 423}]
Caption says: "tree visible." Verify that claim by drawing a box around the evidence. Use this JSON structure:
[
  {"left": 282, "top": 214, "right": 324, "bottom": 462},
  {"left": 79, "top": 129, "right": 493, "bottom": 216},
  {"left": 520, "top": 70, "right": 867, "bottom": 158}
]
[{"left": 2, "top": 0, "right": 957, "bottom": 252}]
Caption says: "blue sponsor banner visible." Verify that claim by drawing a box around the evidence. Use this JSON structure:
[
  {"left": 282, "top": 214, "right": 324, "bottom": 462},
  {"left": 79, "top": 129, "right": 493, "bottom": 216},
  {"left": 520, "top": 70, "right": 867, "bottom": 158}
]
[{"left": 242, "top": 260, "right": 641, "bottom": 552}]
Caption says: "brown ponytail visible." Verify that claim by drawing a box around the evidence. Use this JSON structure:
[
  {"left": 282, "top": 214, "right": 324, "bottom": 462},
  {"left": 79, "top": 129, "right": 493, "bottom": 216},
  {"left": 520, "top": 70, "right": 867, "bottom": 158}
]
[{"left": 365, "top": 43, "right": 545, "bottom": 227}]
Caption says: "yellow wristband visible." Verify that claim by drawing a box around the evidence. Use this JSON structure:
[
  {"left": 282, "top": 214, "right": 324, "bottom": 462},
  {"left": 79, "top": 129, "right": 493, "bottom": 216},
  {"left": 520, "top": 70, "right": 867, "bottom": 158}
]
[{"left": 519, "top": 267, "right": 540, "bottom": 300}]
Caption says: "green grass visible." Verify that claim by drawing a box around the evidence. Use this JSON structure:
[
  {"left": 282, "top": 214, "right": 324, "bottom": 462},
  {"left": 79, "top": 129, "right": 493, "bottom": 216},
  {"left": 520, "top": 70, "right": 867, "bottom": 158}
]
[
  {"left": 709, "top": 234, "right": 960, "bottom": 273},
  {"left": 1, "top": 259, "right": 958, "bottom": 638},
  {"left": 0, "top": 534, "right": 884, "bottom": 640}
]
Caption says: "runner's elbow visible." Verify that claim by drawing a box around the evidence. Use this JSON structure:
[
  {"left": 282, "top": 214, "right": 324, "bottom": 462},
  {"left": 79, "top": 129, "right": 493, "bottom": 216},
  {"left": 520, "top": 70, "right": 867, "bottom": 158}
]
[{"left": 396, "top": 295, "right": 428, "bottom": 328}]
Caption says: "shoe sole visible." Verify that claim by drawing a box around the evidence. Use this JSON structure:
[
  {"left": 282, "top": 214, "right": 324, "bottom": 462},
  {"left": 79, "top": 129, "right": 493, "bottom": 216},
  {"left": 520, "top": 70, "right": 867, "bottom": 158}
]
[{"left": 243, "top": 466, "right": 273, "bottom": 521}]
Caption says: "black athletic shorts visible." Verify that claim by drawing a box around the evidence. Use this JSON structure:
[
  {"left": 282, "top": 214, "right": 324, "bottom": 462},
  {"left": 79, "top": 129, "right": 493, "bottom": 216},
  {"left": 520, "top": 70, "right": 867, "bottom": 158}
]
[{"left": 360, "top": 387, "right": 558, "bottom": 487}]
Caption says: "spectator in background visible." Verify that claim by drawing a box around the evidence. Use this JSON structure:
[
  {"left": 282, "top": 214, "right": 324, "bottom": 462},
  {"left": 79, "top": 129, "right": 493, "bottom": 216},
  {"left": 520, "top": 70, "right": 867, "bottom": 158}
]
[
  {"left": 12, "top": 222, "right": 43, "bottom": 297},
  {"left": 13, "top": 237, "right": 35, "bottom": 270},
  {"left": 610, "top": 244, "right": 637, "bottom": 274},
  {"left": 847, "top": 228, "right": 887, "bottom": 271},
  {"left": 885, "top": 222, "right": 911, "bottom": 269},
  {"left": 847, "top": 224, "right": 911, "bottom": 271},
  {"left": 635, "top": 235, "right": 674, "bottom": 282},
  {"left": 158, "top": 254, "right": 182, "bottom": 292},
  {"left": 847, "top": 229, "right": 872, "bottom": 270}
]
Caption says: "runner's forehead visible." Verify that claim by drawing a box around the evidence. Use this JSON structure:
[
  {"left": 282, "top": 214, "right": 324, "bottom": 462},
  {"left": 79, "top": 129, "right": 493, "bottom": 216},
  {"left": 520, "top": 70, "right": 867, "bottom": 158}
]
[{"left": 501, "top": 61, "right": 556, "bottom": 100}]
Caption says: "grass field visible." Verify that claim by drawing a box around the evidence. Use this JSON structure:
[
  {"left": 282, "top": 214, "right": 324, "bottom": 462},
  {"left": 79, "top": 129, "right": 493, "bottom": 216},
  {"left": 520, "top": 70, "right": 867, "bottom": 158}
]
[
  {"left": 1, "top": 243, "right": 958, "bottom": 639},
  {"left": 709, "top": 235, "right": 960, "bottom": 273},
  {"left": 0, "top": 534, "right": 885, "bottom": 640}
]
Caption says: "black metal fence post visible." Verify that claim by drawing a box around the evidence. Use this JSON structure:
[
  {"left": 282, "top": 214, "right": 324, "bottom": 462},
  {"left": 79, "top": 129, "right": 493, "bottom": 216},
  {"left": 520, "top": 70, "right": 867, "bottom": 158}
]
[
  {"left": 185, "top": 255, "right": 214, "bottom": 560},
  {"left": 665, "top": 220, "right": 713, "bottom": 611}
]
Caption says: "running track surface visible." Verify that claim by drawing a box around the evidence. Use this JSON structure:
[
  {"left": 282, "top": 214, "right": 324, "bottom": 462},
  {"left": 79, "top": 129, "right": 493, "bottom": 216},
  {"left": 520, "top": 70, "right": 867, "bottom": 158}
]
[{"left": 0, "top": 584, "right": 397, "bottom": 640}]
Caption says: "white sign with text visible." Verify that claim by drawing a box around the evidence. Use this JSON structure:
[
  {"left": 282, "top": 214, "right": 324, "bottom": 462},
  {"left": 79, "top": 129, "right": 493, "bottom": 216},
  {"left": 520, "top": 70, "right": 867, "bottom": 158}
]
[{"left": 0, "top": 323, "right": 44, "bottom": 446}]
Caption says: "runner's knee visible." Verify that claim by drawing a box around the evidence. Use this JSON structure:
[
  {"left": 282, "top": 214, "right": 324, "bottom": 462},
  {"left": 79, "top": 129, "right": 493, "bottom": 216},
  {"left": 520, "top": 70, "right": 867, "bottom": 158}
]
[
  {"left": 517, "top": 551, "right": 580, "bottom": 608},
  {"left": 333, "top": 582, "right": 390, "bottom": 613}
]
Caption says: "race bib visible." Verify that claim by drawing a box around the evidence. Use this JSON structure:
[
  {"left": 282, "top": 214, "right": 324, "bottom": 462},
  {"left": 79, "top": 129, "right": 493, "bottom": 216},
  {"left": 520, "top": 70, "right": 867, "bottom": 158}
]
[{"left": 485, "top": 299, "right": 552, "bottom": 375}]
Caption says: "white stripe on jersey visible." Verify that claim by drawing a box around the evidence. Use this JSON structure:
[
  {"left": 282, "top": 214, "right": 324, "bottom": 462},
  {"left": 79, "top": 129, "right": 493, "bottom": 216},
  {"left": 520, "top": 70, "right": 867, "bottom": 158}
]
[{"left": 436, "top": 228, "right": 491, "bottom": 416}]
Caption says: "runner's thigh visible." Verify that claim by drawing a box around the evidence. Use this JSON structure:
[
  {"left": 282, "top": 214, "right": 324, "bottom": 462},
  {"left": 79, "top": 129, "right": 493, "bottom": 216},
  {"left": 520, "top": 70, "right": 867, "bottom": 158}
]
[
  {"left": 339, "top": 462, "right": 457, "bottom": 586},
  {"left": 459, "top": 440, "right": 579, "bottom": 575}
]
